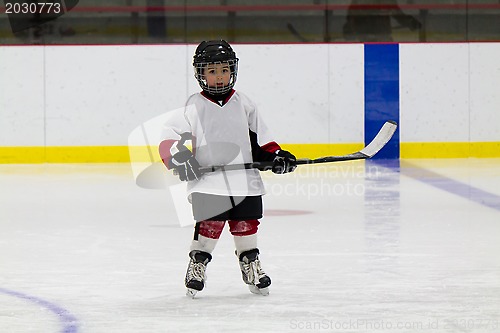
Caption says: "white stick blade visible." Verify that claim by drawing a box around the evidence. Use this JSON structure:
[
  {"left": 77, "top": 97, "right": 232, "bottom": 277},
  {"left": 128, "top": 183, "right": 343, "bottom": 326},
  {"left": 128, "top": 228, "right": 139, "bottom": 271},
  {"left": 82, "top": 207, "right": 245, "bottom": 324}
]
[{"left": 360, "top": 121, "right": 398, "bottom": 157}]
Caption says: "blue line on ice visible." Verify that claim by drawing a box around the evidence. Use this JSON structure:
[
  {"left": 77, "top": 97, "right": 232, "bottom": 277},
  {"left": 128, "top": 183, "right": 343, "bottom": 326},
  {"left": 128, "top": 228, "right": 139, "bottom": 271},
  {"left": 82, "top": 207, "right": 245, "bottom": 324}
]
[
  {"left": 0, "top": 287, "right": 78, "bottom": 333},
  {"left": 375, "top": 160, "right": 500, "bottom": 212}
]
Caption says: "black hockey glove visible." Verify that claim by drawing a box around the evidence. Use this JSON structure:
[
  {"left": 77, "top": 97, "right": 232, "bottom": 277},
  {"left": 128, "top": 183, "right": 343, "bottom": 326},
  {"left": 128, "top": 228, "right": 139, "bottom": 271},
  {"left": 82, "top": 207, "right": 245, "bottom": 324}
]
[
  {"left": 272, "top": 150, "right": 297, "bottom": 174},
  {"left": 168, "top": 147, "right": 201, "bottom": 181}
]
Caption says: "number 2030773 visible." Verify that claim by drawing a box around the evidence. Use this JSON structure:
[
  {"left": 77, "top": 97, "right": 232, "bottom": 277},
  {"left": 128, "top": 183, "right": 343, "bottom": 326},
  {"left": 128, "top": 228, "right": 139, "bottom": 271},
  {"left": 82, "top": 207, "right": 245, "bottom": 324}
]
[{"left": 5, "top": 2, "right": 62, "bottom": 14}]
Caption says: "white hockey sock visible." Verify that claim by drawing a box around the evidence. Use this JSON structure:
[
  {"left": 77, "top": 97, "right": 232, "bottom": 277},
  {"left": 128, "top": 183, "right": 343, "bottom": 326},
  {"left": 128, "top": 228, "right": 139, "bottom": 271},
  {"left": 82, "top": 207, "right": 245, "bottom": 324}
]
[
  {"left": 233, "top": 234, "right": 258, "bottom": 257},
  {"left": 190, "top": 235, "right": 218, "bottom": 254}
]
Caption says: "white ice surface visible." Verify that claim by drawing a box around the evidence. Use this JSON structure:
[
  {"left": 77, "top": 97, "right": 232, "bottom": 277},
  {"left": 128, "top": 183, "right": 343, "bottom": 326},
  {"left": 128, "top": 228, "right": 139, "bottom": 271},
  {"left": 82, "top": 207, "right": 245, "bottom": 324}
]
[{"left": 1, "top": 160, "right": 499, "bottom": 333}]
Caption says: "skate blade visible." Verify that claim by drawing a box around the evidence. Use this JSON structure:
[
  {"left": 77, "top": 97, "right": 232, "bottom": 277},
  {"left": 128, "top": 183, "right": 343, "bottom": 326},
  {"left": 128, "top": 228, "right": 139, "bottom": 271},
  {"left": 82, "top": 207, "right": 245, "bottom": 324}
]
[
  {"left": 186, "top": 288, "right": 198, "bottom": 298},
  {"left": 249, "top": 285, "right": 269, "bottom": 296}
]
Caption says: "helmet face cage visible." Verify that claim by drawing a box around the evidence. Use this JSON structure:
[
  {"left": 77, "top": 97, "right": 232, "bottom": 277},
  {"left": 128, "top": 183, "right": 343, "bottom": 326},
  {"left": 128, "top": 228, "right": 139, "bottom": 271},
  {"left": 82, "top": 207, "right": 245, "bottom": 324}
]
[
  {"left": 193, "top": 40, "right": 239, "bottom": 95},
  {"left": 194, "top": 59, "right": 238, "bottom": 95}
]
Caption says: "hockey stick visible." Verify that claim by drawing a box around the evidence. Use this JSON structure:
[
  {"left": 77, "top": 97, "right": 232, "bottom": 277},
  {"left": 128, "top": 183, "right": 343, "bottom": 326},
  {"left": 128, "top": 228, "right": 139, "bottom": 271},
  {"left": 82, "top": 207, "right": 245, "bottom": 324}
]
[{"left": 198, "top": 120, "right": 398, "bottom": 174}]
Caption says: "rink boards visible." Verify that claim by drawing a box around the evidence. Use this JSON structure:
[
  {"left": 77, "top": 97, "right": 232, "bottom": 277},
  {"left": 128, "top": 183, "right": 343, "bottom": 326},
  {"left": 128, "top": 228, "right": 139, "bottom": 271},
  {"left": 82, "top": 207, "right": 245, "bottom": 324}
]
[{"left": 1, "top": 43, "right": 499, "bottom": 162}]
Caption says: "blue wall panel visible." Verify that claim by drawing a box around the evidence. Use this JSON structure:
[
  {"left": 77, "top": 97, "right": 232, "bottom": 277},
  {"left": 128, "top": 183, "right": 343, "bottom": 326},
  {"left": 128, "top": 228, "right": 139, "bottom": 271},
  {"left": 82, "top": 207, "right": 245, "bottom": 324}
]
[{"left": 364, "top": 44, "right": 400, "bottom": 159}]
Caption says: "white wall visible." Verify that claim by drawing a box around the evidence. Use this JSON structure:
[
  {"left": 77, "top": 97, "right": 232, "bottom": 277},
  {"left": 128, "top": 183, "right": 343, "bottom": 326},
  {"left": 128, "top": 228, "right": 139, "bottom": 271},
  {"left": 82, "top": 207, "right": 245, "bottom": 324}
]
[
  {"left": 399, "top": 43, "right": 500, "bottom": 143},
  {"left": 1, "top": 43, "right": 499, "bottom": 148},
  {"left": 399, "top": 44, "right": 470, "bottom": 143},
  {"left": 0, "top": 47, "right": 45, "bottom": 146},
  {"left": 469, "top": 43, "right": 500, "bottom": 142}
]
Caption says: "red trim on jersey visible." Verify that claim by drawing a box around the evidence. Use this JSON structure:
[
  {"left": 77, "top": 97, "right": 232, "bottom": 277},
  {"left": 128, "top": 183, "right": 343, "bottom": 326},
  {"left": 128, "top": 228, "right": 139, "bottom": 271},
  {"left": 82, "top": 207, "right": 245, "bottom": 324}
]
[
  {"left": 159, "top": 139, "right": 176, "bottom": 169},
  {"left": 201, "top": 89, "right": 235, "bottom": 106},
  {"left": 200, "top": 91, "right": 214, "bottom": 103},
  {"left": 159, "top": 135, "right": 197, "bottom": 169},
  {"left": 261, "top": 141, "right": 281, "bottom": 154}
]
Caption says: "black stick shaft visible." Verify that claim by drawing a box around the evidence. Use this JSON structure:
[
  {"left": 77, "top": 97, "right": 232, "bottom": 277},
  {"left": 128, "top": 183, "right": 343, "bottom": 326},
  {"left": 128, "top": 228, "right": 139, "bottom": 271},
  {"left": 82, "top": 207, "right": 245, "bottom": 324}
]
[{"left": 183, "top": 120, "right": 397, "bottom": 175}]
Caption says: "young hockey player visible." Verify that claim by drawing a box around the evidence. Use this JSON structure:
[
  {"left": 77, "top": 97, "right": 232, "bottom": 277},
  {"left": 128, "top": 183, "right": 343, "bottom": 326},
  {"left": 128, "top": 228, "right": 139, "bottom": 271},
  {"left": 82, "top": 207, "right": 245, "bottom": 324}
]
[{"left": 159, "top": 40, "right": 296, "bottom": 297}]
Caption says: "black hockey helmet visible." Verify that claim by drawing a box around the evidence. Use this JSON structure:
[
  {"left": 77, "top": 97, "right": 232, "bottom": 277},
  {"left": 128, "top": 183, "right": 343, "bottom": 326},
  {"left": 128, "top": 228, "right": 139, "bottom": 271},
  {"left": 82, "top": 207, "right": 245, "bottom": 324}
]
[{"left": 193, "top": 40, "right": 239, "bottom": 95}]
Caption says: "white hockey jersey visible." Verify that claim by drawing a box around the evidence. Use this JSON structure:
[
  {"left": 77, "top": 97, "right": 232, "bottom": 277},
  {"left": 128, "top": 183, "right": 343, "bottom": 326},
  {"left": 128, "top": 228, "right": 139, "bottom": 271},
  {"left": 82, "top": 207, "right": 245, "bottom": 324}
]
[{"left": 159, "top": 90, "right": 280, "bottom": 198}]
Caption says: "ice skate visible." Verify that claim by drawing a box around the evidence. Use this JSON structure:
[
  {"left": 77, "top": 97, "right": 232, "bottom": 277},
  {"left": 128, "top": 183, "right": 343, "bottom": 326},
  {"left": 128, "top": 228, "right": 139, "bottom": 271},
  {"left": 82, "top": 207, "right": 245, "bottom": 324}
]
[
  {"left": 185, "top": 250, "right": 212, "bottom": 298},
  {"left": 238, "top": 248, "right": 271, "bottom": 296}
]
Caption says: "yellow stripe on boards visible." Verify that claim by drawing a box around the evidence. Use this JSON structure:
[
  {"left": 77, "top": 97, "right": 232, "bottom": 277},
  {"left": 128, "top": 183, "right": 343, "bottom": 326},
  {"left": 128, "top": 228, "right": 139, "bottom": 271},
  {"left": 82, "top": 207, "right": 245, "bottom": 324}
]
[
  {"left": 401, "top": 142, "right": 500, "bottom": 158},
  {"left": 45, "top": 146, "right": 131, "bottom": 163},
  {"left": 1, "top": 142, "right": 499, "bottom": 163},
  {"left": 0, "top": 146, "right": 130, "bottom": 163},
  {"left": 0, "top": 147, "right": 46, "bottom": 164},
  {"left": 400, "top": 142, "right": 470, "bottom": 158},
  {"left": 279, "top": 144, "right": 364, "bottom": 160},
  {"left": 1, "top": 144, "right": 364, "bottom": 164},
  {"left": 470, "top": 142, "right": 500, "bottom": 158}
]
